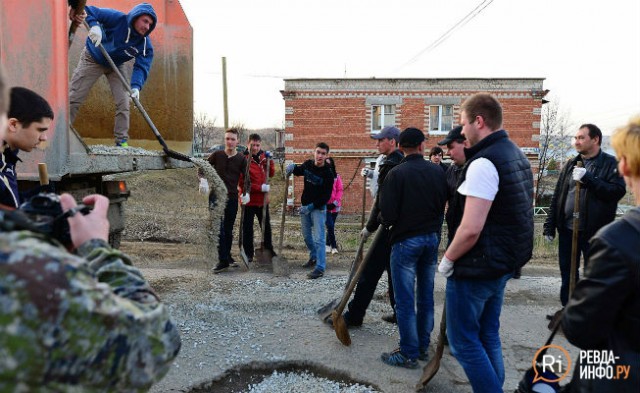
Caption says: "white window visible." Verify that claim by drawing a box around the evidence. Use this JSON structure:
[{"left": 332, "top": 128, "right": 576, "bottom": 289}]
[
  {"left": 429, "top": 105, "right": 454, "bottom": 134},
  {"left": 371, "top": 104, "right": 396, "bottom": 133}
]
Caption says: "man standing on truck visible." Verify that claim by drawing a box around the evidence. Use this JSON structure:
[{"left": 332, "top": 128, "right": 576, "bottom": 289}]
[
  {"left": 206, "top": 129, "right": 249, "bottom": 274},
  {"left": 68, "top": 3, "right": 157, "bottom": 147},
  {"left": 1, "top": 87, "right": 54, "bottom": 208}
]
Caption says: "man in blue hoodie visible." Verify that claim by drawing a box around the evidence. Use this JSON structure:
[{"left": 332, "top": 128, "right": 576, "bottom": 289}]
[{"left": 69, "top": 3, "right": 157, "bottom": 147}]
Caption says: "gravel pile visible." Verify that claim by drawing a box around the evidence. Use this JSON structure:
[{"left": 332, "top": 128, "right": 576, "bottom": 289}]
[{"left": 244, "top": 370, "right": 378, "bottom": 393}]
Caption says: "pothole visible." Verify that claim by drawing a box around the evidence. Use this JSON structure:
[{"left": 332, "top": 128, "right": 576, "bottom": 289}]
[{"left": 188, "top": 361, "right": 381, "bottom": 392}]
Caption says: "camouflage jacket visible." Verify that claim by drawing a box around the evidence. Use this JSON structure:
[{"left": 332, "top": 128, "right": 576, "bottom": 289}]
[{"left": 0, "top": 227, "right": 181, "bottom": 392}]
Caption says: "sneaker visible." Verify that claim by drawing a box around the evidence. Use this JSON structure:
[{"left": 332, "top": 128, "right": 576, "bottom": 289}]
[
  {"left": 331, "top": 248, "right": 338, "bottom": 254},
  {"left": 419, "top": 348, "right": 429, "bottom": 362},
  {"left": 381, "top": 349, "right": 419, "bottom": 369},
  {"left": 381, "top": 313, "right": 397, "bottom": 324},
  {"left": 301, "top": 258, "right": 316, "bottom": 268},
  {"left": 115, "top": 139, "right": 129, "bottom": 147},
  {"left": 325, "top": 245, "right": 331, "bottom": 253},
  {"left": 213, "top": 262, "right": 229, "bottom": 274},
  {"left": 307, "top": 269, "right": 324, "bottom": 279}
]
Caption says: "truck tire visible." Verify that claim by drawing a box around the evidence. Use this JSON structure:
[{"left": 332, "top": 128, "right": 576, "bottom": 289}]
[{"left": 109, "top": 230, "right": 123, "bottom": 249}]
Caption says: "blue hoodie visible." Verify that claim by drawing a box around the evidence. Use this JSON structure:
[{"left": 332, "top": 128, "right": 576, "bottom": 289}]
[{"left": 85, "top": 3, "right": 157, "bottom": 90}]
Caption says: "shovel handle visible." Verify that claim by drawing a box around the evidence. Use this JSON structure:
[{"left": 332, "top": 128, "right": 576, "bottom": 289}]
[
  {"left": 278, "top": 175, "right": 289, "bottom": 254},
  {"left": 334, "top": 230, "right": 374, "bottom": 316},
  {"left": 38, "top": 163, "right": 49, "bottom": 186},
  {"left": 569, "top": 161, "right": 583, "bottom": 298}
]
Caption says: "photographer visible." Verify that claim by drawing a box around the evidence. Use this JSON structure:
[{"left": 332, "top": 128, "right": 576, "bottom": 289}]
[{"left": 0, "top": 68, "right": 181, "bottom": 390}]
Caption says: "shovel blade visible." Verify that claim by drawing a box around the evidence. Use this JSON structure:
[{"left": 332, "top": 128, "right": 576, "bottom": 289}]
[
  {"left": 317, "top": 298, "right": 340, "bottom": 322},
  {"left": 272, "top": 255, "right": 290, "bottom": 277},
  {"left": 255, "top": 246, "right": 274, "bottom": 265},
  {"left": 239, "top": 248, "right": 250, "bottom": 271}
]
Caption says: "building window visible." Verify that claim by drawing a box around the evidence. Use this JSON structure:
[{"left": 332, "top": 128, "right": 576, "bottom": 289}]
[
  {"left": 371, "top": 104, "right": 396, "bottom": 133},
  {"left": 429, "top": 105, "right": 454, "bottom": 134}
]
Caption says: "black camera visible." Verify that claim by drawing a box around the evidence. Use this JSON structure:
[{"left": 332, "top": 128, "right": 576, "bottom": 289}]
[{"left": 19, "top": 193, "right": 90, "bottom": 247}]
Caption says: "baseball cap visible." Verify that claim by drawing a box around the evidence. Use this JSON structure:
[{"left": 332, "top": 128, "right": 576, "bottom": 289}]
[
  {"left": 437, "top": 125, "right": 465, "bottom": 146},
  {"left": 372, "top": 126, "right": 400, "bottom": 142},
  {"left": 399, "top": 127, "right": 426, "bottom": 148}
]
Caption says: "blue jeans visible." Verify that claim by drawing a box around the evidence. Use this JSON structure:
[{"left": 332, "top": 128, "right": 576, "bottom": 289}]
[
  {"left": 390, "top": 233, "right": 439, "bottom": 359},
  {"left": 557, "top": 227, "right": 590, "bottom": 306},
  {"left": 325, "top": 211, "right": 338, "bottom": 248},
  {"left": 301, "top": 206, "right": 326, "bottom": 271},
  {"left": 446, "top": 273, "right": 511, "bottom": 393}
]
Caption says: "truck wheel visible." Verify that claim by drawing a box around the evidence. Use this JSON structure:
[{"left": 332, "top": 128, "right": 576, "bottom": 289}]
[{"left": 109, "top": 231, "right": 123, "bottom": 249}]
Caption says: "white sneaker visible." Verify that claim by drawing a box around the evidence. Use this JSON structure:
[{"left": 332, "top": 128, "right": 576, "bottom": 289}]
[
  {"left": 325, "top": 245, "right": 331, "bottom": 253},
  {"left": 331, "top": 248, "right": 338, "bottom": 254}
]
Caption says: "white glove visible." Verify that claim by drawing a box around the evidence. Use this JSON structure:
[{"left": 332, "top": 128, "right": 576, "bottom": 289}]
[
  {"left": 241, "top": 193, "right": 250, "bottom": 205},
  {"left": 198, "top": 178, "right": 209, "bottom": 195},
  {"left": 438, "top": 255, "right": 455, "bottom": 278},
  {"left": 88, "top": 25, "right": 102, "bottom": 47},
  {"left": 544, "top": 235, "right": 554, "bottom": 242},
  {"left": 573, "top": 167, "right": 587, "bottom": 182},
  {"left": 130, "top": 88, "right": 140, "bottom": 100},
  {"left": 361, "top": 167, "right": 373, "bottom": 178},
  {"left": 261, "top": 184, "right": 270, "bottom": 193},
  {"left": 360, "top": 227, "right": 371, "bottom": 241}
]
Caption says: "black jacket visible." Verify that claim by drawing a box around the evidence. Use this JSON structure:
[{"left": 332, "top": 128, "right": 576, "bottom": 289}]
[
  {"left": 365, "top": 150, "right": 404, "bottom": 233},
  {"left": 562, "top": 207, "right": 640, "bottom": 392},
  {"left": 453, "top": 130, "right": 534, "bottom": 279},
  {"left": 543, "top": 150, "right": 625, "bottom": 241},
  {"left": 379, "top": 154, "right": 447, "bottom": 244},
  {"left": 445, "top": 164, "right": 464, "bottom": 245},
  {"left": 292, "top": 160, "right": 334, "bottom": 209}
]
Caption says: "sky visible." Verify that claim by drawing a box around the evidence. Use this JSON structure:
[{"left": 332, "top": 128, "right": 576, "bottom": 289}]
[{"left": 178, "top": 0, "right": 640, "bottom": 134}]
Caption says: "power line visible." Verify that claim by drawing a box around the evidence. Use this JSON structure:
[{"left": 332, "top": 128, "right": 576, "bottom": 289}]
[{"left": 394, "top": 0, "right": 494, "bottom": 72}]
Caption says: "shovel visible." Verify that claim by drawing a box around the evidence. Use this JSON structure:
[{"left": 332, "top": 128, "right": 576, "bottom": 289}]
[
  {"left": 237, "top": 150, "right": 251, "bottom": 270},
  {"left": 271, "top": 174, "right": 290, "bottom": 276},
  {"left": 68, "top": 0, "right": 87, "bottom": 48},
  {"left": 82, "top": 21, "right": 191, "bottom": 163},
  {"left": 317, "top": 235, "right": 366, "bottom": 323},
  {"left": 331, "top": 229, "right": 383, "bottom": 346},
  {"left": 255, "top": 155, "right": 274, "bottom": 264},
  {"left": 416, "top": 301, "right": 446, "bottom": 390}
]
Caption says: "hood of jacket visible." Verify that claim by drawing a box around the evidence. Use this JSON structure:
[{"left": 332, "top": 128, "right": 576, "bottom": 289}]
[{"left": 127, "top": 3, "right": 157, "bottom": 37}]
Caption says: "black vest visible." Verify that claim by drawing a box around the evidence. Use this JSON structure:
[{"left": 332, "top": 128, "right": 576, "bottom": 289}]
[{"left": 453, "top": 130, "right": 534, "bottom": 279}]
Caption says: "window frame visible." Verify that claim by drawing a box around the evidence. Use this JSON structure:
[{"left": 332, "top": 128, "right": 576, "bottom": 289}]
[
  {"left": 371, "top": 104, "right": 396, "bottom": 134},
  {"left": 429, "top": 104, "right": 454, "bottom": 135}
]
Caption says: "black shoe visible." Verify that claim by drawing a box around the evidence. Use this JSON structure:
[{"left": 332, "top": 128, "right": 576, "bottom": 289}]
[
  {"left": 307, "top": 269, "right": 324, "bottom": 279},
  {"left": 301, "top": 258, "right": 316, "bottom": 268},
  {"left": 213, "top": 262, "right": 229, "bottom": 274},
  {"left": 381, "top": 313, "right": 397, "bottom": 324},
  {"left": 419, "top": 348, "right": 429, "bottom": 362},
  {"left": 513, "top": 267, "right": 522, "bottom": 279},
  {"left": 326, "top": 313, "right": 362, "bottom": 328}
]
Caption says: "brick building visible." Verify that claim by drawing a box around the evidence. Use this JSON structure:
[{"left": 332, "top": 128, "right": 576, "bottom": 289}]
[{"left": 281, "top": 78, "right": 546, "bottom": 214}]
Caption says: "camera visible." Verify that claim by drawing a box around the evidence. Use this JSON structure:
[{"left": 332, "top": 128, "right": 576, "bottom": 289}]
[{"left": 19, "top": 193, "right": 89, "bottom": 247}]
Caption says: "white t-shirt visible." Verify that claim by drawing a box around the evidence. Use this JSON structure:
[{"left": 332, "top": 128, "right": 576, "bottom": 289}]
[{"left": 457, "top": 157, "right": 499, "bottom": 201}]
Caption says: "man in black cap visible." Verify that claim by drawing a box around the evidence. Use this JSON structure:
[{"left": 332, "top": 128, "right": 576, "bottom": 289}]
[
  {"left": 379, "top": 127, "right": 447, "bottom": 368},
  {"left": 326, "top": 125, "right": 403, "bottom": 327},
  {"left": 437, "top": 125, "right": 467, "bottom": 245}
]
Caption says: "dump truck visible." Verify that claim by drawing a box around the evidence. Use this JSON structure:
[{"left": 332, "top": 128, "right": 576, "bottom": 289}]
[{"left": 0, "top": 0, "right": 193, "bottom": 247}]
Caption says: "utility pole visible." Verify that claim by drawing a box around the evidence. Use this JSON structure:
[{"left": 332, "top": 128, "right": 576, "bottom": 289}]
[{"left": 222, "top": 57, "right": 229, "bottom": 129}]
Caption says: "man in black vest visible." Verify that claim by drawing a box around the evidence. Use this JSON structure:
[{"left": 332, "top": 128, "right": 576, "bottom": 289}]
[{"left": 438, "top": 94, "right": 533, "bottom": 392}]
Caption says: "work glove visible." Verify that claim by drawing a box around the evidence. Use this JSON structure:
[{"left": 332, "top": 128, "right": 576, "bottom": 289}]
[
  {"left": 544, "top": 235, "right": 554, "bottom": 242},
  {"left": 261, "top": 184, "right": 270, "bottom": 193},
  {"left": 438, "top": 255, "right": 455, "bottom": 278},
  {"left": 265, "top": 151, "right": 273, "bottom": 159},
  {"left": 240, "top": 193, "right": 250, "bottom": 205},
  {"left": 573, "top": 167, "right": 587, "bottom": 182},
  {"left": 298, "top": 203, "right": 313, "bottom": 215},
  {"left": 361, "top": 167, "right": 373, "bottom": 178},
  {"left": 130, "top": 88, "right": 140, "bottom": 100},
  {"left": 88, "top": 25, "right": 102, "bottom": 47},
  {"left": 360, "top": 227, "right": 372, "bottom": 241},
  {"left": 327, "top": 203, "right": 336, "bottom": 211},
  {"left": 198, "top": 178, "right": 209, "bottom": 195},
  {"left": 285, "top": 163, "right": 295, "bottom": 177}
]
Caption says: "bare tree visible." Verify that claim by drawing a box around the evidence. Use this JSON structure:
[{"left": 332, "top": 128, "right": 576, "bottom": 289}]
[
  {"left": 193, "top": 113, "right": 218, "bottom": 153},
  {"left": 536, "top": 98, "right": 572, "bottom": 205}
]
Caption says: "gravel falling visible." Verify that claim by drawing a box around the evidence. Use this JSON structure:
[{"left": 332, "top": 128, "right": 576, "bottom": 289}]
[{"left": 243, "top": 370, "right": 379, "bottom": 393}]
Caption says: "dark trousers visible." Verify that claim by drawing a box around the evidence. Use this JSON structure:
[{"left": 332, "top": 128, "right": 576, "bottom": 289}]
[
  {"left": 242, "top": 205, "right": 273, "bottom": 260},
  {"left": 325, "top": 211, "right": 338, "bottom": 248},
  {"left": 558, "top": 226, "right": 591, "bottom": 306},
  {"left": 346, "top": 227, "right": 395, "bottom": 323},
  {"left": 218, "top": 198, "right": 238, "bottom": 264}
]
